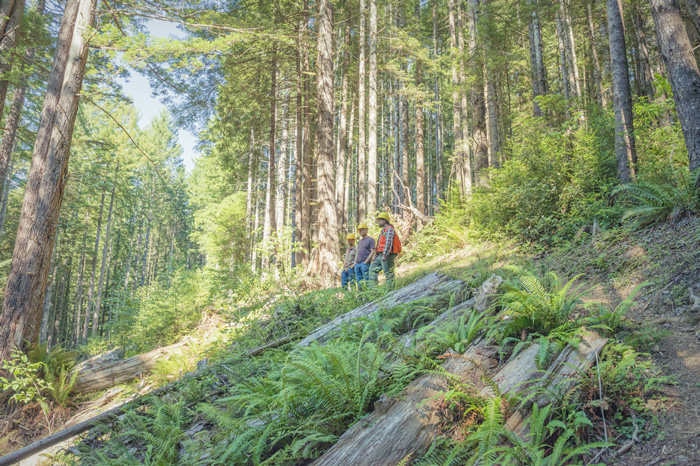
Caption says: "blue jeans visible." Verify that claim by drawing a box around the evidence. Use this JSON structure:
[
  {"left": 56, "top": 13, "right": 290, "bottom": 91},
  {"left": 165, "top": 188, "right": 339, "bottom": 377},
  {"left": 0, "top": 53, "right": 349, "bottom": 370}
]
[
  {"left": 341, "top": 268, "right": 355, "bottom": 289},
  {"left": 354, "top": 262, "right": 370, "bottom": 287}
]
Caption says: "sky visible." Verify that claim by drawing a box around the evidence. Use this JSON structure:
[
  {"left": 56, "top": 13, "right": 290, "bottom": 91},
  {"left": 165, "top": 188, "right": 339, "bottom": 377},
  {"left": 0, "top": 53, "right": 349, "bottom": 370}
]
[{"left": 116, "top": 20, "right": 199, "bottom": 173}]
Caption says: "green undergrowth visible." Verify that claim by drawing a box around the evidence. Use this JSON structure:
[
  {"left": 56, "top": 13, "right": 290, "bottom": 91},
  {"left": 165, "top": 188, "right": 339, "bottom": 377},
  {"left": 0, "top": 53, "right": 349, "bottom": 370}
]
[{"left": 55, "top": 244, "right": 677, "bottom": 465}]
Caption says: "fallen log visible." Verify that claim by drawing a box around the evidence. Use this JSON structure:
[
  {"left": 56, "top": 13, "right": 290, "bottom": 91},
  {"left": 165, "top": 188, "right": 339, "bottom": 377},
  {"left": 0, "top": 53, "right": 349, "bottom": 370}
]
[
  {"left": 299, "top": 272, "right": 466, "bottom": 347},
  {"left": 312, "top": 331, "right": 606, "bottom": 465},
  {"left": 399, "top": 274, "right": 503, "bottom": 348},
  {"left": 311, "top": 340, "right": 500, "bottom": 466},
  {"left": 504, "top": 331, "right": 608, "bottom": 439},
  {"left": 72, "top": 338, "right": 195, "bottom": 394}
]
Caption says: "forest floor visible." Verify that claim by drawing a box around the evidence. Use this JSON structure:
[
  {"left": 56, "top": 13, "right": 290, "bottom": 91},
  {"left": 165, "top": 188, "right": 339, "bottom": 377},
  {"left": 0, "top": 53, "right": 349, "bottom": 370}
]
[
  {"left": 541, "top": 217, "right": 700, "bottom": 465},
  {"left": 1, "top": 217, "right": 699, "bottom": 465}
]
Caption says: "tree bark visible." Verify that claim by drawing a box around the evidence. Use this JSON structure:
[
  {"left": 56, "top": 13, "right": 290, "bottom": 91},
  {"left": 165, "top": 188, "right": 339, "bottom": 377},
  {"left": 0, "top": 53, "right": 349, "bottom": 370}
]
[
  {"left": 0, "top": 0, "right": 97, "bottom": 362},
  {"left": 448, "top": 0, "right": 467, "bottom": 196},
  {"left": 0, "top": 158, "right": 14, "bottom": 238},
  {"left": 301, "top": 0, "right": 312, "bottom": 269},
  {"left": 468, "top": 0, "right": 489, "bottom": 184},
  {"left": 415, "top": 0, "right": 426, "bottom": 223},
  {"left": 314, "top": 0, "right": 339, "bottom": 279},
  {"left": 358, "top": 0, "right": 368, "bottom": 222},
  {"left": 556, "top": 11, "right": 571, "bottom": 101},
  {"left": 263, "top": 48, "right": 278, "bottom": 270},
  {"left": 277, "top": 91, "right": 289, "bottom": 240},
  {"left": 367, "top": 0, "right": 378, "bottom": 215},
  {"left": 561, "top": 0, "right": 583, "bottom": 101},
  {"left": 528, "top": 0, "right": 548, "bottom": 116},
  {"left": 94, "top": 161, "right": 119, "bottom": 337},
  {"left": 651, "top": 0, "right": 700, "bottom": 178},
  {"left": 0, "top": 0, "right": 24, "bottom": 118},
  {"left": 631, "top": 1, "right": 655, "bottom": 98},
  {"left": 337, "top": 19, "right": 351, "bottom": 231},
  {"left": 606, "top": 0, "right": 637, "bottom": 182},
  {"left": 587, "top": 0, "right": 606, "bottom": 106}
]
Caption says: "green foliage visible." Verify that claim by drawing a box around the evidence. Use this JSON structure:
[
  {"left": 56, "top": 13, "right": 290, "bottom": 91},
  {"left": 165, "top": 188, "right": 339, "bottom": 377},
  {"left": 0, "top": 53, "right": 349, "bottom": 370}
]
[
  {"left": 427, "top": 309, "right": 491, "bottom": 354},
  {"left": 588, "top": 282, "right": 650, "bottom": 332},
  {"left": 105, "top": 269, "right": 213, "bottom": 355},
  {"left": 488, "top": 403, "right": 612, "bottom": 465},
  {"left": 491, "top": 267, "right": 591, "bottom": 342},
  {"left": 28, "top": 343, "right": 79, "bottom": 408},
  {"left": 613, "top": 169, "right": 700, "bottom": 228},
  {"left": 78, "top": 397, "right": 191, "bottom": 465},
  {"left": 199, "top": 337, "right": 406, "bottom": 464},
  {"left": 580, "top": 343, "right": 674, "bottom": 437},
  {"left": 0, "top": 349, "right": 51, "bottom": 413}
]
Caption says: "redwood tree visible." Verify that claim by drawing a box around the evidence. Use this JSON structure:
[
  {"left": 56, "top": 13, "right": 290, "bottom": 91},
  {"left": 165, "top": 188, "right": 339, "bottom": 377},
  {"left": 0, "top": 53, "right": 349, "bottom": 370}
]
[{"left": 0, "top": 0, "right": 98, "bottom": 362}]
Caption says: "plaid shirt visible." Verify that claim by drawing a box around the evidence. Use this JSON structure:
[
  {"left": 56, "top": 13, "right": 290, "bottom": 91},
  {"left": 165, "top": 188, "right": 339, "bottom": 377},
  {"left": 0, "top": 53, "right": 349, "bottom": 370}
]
[
  {"left": 379, "top": 225, "right": 395, "bottom": 259},
  {"left": 343, "top": 246, "right": 357, "bottom": 270}
]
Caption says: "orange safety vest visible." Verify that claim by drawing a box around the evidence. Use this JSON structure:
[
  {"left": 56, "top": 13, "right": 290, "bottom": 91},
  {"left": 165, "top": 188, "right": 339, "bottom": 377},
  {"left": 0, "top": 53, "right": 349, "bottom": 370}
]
[{"left": 377, "top": 225, "right": 402, "bottom": 254}]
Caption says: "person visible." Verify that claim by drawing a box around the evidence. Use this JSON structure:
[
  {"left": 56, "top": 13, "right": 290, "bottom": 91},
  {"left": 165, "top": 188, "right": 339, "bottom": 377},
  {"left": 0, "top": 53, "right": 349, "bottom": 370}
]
[
  {"left": 353, "top": 223, "right": 375, "bottom": 288},
  {"left": 369, "top": 212, "right": 401, "bottom": 290},
  {"left": 341, "top": 233, "right": 357, "bottom": 289}
]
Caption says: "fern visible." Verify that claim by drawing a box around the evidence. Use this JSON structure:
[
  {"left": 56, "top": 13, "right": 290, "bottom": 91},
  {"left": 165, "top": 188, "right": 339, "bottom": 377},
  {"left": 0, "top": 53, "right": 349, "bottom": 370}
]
[{"left": 614, "top": 169, "right": 700, "bottom": 227}]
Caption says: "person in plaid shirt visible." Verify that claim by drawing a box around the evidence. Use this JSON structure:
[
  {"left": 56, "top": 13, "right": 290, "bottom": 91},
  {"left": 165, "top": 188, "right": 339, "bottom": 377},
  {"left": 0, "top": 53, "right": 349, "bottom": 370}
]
[
  {"left": 369, "top": 212, "right": 400, "bottom": 290},
  {"left": 341, "top": 233, "right": 357, "bottom": 289}
]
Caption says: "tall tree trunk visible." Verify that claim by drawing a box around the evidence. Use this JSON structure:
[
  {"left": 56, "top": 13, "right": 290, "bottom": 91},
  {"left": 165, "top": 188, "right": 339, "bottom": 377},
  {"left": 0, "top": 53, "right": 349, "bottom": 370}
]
[
  {"left": 556, "top": 11, "right": 571, "bottom": 101},
  {"left": 468, "top": 0, "right": 489, "bottom": 184},
  {"left": 401, "top": 91, "right": 409, "bottom": 212},
  {"left": 336, "top": 19, "right": 351, "bottom": 231},
  {"left": 561, "top": 0, "right": 583, "bottom": 101},
  {"left": 433, "top": 0, "right": 443, "bottom": 201},
  {"left": 0, "top": 0, "right": 24, "bottom": 118},
  {"left": 606, "top": 0, "right": 637, "bottom": 182},
  {"left": 73, "top": 212, "right": 89, "bottom": 346},
  {"left": 482, "top": 0, "right": 500, "bottom": 169},
  {"left": 0, "top": 0, "right": 97, "bottom": 362},
  {"left": 294, "top": 12, "right": 304, "bottom": 269},
  {"left": 358, "top": 0, "right": 368, "bottom": 222},
  {"left": 246, "top": 127, "right": 256, "bottom": 234},
  {"left": 367, "top": 0, "right": 378, "bottom": 215},
  {"left": 277, "top": 91, "right": 289, "bottom": 239},
  {"left": 448, "top": 0, "right": 466, "bottom": 195},
  {"left": 301, "top": 0, "right": 312, "bottom": 269},
  {"left": 0, "top": 0, "right": 44, "bottom": 190},
  {"left": 631, "top": 1, "right": 655, "bottom": 98},
  {"left": 651, "top": 0, "right": 700, "bottom": 177},
  {"left": 415, "top": 0, "right": 426, "bottom": 222},
  {"left": 86, "top": 187, "right": 107, "bottom": 340},
  {"left": 140, "top": 190, "right": 152, "bottom": 287},
  {"left": 528, "top": 0, "right": 548, "bottom": 116},
  {"left": 315, "top": 0, "right": 339, "bottom": 278},
  {"left": 586, "top": 0, "right": 606, "bottom": 106},
  {"left": 39, "top": 239, "right": 59, "bottom": 345},
  {"left": 263, "top": 49, "right": 278, "bottom": 270},
  {"left": 94, "top": 161, "right": 118, "bottom": 337}
]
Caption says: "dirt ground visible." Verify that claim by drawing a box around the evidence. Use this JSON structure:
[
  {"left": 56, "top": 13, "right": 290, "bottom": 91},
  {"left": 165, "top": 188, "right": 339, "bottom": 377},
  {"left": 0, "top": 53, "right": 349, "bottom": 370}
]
[{"left": 544, "top": 217, "right": 700, "bottom": 465}]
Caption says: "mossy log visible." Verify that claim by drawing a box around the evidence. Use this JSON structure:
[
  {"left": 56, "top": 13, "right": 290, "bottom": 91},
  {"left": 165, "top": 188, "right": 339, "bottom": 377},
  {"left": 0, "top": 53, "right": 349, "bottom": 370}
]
[{"left": 312, "top": 331, "right": 606, "bottom": 465}]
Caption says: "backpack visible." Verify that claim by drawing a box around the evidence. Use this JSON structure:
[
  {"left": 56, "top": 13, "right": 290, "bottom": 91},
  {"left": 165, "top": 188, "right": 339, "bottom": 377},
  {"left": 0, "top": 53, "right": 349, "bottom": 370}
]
[{"left": 379, "top": 225, "right": 402, "bottom": 254}]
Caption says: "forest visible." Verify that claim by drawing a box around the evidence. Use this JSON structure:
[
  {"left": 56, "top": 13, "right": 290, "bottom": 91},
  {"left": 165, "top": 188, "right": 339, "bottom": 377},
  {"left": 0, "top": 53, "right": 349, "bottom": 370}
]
[{"left": 0, "top": 0, "right": 699, "bottom": 464}]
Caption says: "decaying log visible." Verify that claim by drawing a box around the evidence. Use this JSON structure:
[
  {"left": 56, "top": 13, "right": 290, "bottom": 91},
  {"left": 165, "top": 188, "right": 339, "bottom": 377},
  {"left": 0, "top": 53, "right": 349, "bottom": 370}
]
[
  {"left": 73, "top": 338, "right": 194, "bottom": 394},
  {"left": 299, "top": 272, "right": 466, "bottom": 347},
  {"left": 313, "top": 331, "right": 606, "bottom": 465},
  {"left": 312, "top": 340, "right": 499, "bottom": 466},
  {"left": 399, "top": 273, "right": 503, "bottom": 348},
  {"left": 504, "top": 331, "right": 608, "bottom": 438}
]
